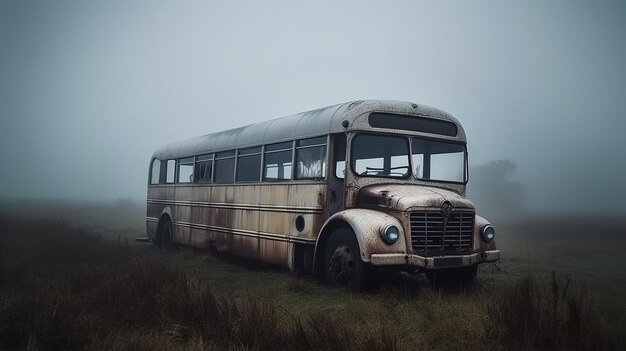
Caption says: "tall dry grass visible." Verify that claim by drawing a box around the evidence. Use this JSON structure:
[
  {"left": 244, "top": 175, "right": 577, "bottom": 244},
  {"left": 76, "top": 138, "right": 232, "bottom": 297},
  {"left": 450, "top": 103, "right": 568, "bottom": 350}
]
[
  {"left": 485, "top": 273, "right": 613, "bottom": 351},
  {"left": 0, "top": 213, "right": 617, "bottom": 350}
]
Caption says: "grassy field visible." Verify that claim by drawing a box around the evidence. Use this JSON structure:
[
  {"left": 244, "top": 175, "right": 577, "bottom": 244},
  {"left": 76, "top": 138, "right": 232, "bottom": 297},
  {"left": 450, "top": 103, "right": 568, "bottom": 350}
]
[{"left": 0, "top": 200, "right": 624, "bottom": 350}]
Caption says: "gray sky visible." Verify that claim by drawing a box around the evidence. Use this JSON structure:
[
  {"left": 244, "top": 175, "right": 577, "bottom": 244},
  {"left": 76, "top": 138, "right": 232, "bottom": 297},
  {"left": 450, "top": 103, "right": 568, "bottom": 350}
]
[{"left": 1, "top": 0, "right": 625, "bottom": 214}]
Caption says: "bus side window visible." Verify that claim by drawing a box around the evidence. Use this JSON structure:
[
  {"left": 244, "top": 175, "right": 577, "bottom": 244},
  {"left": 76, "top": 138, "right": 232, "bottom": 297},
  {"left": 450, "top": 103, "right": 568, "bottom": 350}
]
[
  {"left": 334, "top": 134, "right": 346, "bottom": 179},
  {"left": 177, "top": 157, "right": 194, "bottom": 183},
  {"left": 237, "top": 147, "right": 262, "bottom": 182},
  {"left": 194, "top": 154, "right": 213, "bottom": 183},
  {"left": 264, "top": 141, "right": 292, "bottom": 181},
  {"left": 150, "top": 159, "right": 161, "bottom": 184},
  {"left": 165, "top": 160, "right": 176, "bottom": 184},
  {"left": 296, "top": 137, "right": 327, "bottom": 179},
  {"left": 214, "top": 150, "right": 235, "bottom": 183}
]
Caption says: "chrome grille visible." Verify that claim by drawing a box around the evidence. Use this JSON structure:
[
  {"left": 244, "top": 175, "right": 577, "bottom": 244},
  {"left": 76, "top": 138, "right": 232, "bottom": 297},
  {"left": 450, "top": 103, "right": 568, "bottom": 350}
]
[{"left": 410, "top": 211, "right": 474, "bottom": 254}]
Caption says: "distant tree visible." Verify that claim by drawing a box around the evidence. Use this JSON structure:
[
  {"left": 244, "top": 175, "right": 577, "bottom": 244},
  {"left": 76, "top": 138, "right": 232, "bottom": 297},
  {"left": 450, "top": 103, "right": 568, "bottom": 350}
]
[{"left": 467, "top": 159, "right": 526, "bottom": 219}]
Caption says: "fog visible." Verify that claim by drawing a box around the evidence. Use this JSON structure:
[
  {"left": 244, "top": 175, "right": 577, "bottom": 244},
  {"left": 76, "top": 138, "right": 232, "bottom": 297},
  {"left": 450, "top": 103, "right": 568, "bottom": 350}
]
[{"left": 1, "top": 0, "right": 625, "bottom": 215}]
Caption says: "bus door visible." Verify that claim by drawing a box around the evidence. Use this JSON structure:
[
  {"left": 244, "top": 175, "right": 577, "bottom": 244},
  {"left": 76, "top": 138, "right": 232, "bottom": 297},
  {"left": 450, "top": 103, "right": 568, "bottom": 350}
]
[{"left": 328, "top": 134, "right": 346, "bottom": 215}]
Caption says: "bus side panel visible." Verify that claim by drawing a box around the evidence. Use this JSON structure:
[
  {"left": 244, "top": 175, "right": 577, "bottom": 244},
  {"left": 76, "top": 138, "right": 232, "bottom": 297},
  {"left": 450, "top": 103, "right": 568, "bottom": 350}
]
[
  {"left": 258, "top": 183, "right": 326, "bottom": 265},
  {"left": 152, "top": 182, "right": 327, "bottom": 267},
  {"left": 190, "top": 185, "right": 212, "bottom": 250},
  {"left": 258, "top": 185, "right": 290, "bottom": 236},
  {"left": 260, "top": 240, "right": 288, "bottom": 266},
  {"left": 174, "top": 186, "right": 193, "bottom": 245},
  {"left": 258, "top": 184, "right": 290, "bottom": 265},
  {"left": 231, "top": 185, "right": 261, "bottom": 260},
  {"left": 146, "top": 186, "right": 175, "bottom": 238},
  {"left": 287, "top": 184, "right": 326, "bottom": 240},
  {"left": 145, "top": 186, "right": 160, "bottom": 237},
  {"left": 207, "top": 186, "right": 234, "bottom": 252}
]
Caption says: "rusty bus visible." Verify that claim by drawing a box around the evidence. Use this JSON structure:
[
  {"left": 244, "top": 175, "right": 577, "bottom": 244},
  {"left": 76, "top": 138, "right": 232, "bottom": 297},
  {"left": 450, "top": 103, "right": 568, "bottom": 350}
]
[{"left": 146, "top": 100, "right": 500, "bottom": 289}]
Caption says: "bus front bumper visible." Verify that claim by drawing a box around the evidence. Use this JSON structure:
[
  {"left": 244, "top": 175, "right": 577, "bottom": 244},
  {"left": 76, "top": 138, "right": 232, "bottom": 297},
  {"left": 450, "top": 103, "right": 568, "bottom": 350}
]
[{"left": 369, "top": 250, "right": 500, "bottom": 269}]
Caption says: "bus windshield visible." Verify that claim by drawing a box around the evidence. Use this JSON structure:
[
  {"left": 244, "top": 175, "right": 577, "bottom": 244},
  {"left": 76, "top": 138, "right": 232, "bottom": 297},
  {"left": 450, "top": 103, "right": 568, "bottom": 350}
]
[
  {"left": 411, "top": 138, "right": 466, "bottom": 183},
  {"left": 351, "top": 134, "right": 410, "bottom": 178},
  {"left": 351, "top": 134, "right": 466, "bottom": 183}
]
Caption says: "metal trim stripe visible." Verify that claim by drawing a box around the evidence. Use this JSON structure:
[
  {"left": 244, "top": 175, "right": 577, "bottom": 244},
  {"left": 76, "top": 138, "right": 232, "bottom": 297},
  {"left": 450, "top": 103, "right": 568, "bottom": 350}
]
[
  {"left": 172, "top": 220, "right": 316, "bottom": 244},
  {"left": 146, "top": 198, "right": 323, "bottom": 214}
]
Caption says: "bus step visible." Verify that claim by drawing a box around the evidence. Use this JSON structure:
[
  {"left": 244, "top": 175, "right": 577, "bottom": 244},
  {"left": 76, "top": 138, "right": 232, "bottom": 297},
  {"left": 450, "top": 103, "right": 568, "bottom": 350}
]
[{"left": 135, "top": 236, "right": 152, "bottom": 243}]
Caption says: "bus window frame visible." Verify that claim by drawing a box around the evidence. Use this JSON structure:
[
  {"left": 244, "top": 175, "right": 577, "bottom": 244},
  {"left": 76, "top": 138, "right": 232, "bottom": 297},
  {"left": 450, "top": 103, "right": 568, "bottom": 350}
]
[
  {"left": 236, "top": 146, "right": 263, "bottom": 182},
  {"left": 295, "top": 136, "right": 328, "bottom": 180},
  {"left": 348, "top": 132, "right": 470, "bottom": 185},
  {"left": 332, "top": 134, "right": 346, "bottom": 180},
  {"left": 213, "top": 150, "right": 236, "bottom": 184},
  {"left": 263, "top": 141, "right": 294, "bottom": 182},
  {"left": 409, "top": 137, "right": 469, "bottom": 184},
  {"left": 194, "top": 153, "right": 214, "bottom": 184},
  {"left": 149, "top": 158, "right": 161, "bottom": 185},
  {"left": 177, "top": 157, "right": 195, "bottom": 184},
  {"left": 350, "top": 133, "right": 411, "bottom": 180},
  {"left": 165, "top": 159, "right": 176, "bottom": 184},
  {"left": 151, "top": 135, "right": 333, "bottom": 186}
]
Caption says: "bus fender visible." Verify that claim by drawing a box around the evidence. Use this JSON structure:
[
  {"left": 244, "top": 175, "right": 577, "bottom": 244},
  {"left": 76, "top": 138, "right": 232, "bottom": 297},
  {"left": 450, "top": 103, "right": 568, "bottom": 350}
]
[
  {"left": 474, "top": 214, "right": 497, "bottom": 251},
  {"left": 157, "top": 206, "right": 174, "bottom": 237},
  {"left": 315, "top": 209, "right": 407, "bottom": 266}
]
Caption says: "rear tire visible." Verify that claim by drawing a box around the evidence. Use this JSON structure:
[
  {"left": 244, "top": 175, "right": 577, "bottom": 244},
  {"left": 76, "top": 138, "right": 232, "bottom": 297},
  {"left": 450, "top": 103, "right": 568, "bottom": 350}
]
[
  {"left": 323, "top": 228, "right": 365, "bottom": 291},
  {"left": 158, "top": 220, "right": 174, "bottom": 251}
]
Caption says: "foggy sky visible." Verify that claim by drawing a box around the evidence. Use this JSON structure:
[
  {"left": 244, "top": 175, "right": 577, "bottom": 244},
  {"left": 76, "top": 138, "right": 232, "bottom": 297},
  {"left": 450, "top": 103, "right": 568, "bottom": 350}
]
[{"left": 1, "top": 0, "right": 625, "bottom": 215}]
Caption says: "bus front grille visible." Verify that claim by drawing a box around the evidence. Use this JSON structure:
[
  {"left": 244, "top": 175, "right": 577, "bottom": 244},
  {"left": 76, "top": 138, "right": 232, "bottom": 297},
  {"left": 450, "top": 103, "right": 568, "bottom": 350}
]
[{"left": 410, "top": 211, "right": 474, "bottom": 254}]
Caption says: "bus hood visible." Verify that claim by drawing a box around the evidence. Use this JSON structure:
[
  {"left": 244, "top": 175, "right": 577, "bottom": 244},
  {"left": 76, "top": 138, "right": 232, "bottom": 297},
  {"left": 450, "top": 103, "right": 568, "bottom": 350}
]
[{"left": 357, "top": 184, "right": 474, "bottom": 212}]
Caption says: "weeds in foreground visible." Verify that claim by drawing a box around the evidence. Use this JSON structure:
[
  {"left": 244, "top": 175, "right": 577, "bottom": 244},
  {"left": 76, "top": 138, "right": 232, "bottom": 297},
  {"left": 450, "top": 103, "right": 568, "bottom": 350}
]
[
  {"left": 0, "top": 214, "right": 617, "bottom": 350},
  {"left": 486, "top": 272, "right": 613, "bottom": 351}
]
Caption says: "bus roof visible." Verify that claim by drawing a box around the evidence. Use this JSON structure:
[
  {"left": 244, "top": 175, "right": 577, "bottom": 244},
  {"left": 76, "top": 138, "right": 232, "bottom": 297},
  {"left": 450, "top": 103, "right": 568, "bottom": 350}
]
[{"left": 152, "top": 100, "right": 465, "bottom": 160}]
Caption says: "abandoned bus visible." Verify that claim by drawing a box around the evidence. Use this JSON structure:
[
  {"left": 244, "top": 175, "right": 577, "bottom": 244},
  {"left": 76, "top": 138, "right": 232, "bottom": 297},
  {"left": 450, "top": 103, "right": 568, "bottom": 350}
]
[{"left": 146, "top": 100, "right": 500, "bottom": 289}]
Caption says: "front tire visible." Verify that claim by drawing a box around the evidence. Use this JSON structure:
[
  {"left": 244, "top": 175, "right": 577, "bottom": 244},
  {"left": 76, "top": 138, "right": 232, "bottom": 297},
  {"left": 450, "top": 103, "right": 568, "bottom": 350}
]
[{"left": 323, "top": 228, "right": 365, "bottom": 291}]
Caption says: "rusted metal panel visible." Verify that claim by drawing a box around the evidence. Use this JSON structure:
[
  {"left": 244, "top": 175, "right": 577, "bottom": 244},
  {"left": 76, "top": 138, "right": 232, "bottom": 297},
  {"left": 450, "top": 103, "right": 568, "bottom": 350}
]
[
  {"left": 317, "top": 209, "right": 408, "bottom": 263},
  {"left": 474, "top": 214, "right": 497, "bottom": 251},
  {"left": 351, "top": 184, "right": 497, "bottom": 257},
  {"left": 287, "top": 183, "right": 326, "bottom": 240},
  {"left": 260, "top": 239, "right": 289, "bottom": 266},
  {"left": 189, "top": 228, "right": 210, "bottom": 250},
  {"left": 357, "top": 184, "right": 474, "bottom": 211},
  {"left": 147, "top": 182, "right": 325, "bottom": 265},
  {"left": 370, "top": 250, "right": 500, "bottom": 268}
]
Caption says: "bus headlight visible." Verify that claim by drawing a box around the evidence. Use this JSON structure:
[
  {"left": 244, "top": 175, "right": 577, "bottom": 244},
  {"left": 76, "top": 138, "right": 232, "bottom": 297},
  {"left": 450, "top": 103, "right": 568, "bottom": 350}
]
[
  {"left": 481, "top": 225, "right": 495, "bottom": 242},
  {"left": 380, "top": 224, "right": 400, "bottom": 244}
]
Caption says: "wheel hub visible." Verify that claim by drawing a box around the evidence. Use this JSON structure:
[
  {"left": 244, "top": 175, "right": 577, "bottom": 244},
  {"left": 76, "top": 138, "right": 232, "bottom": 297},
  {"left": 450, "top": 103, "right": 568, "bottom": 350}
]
[{"left": 328, "top": 245, "right": 354, "bottom": 284}]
